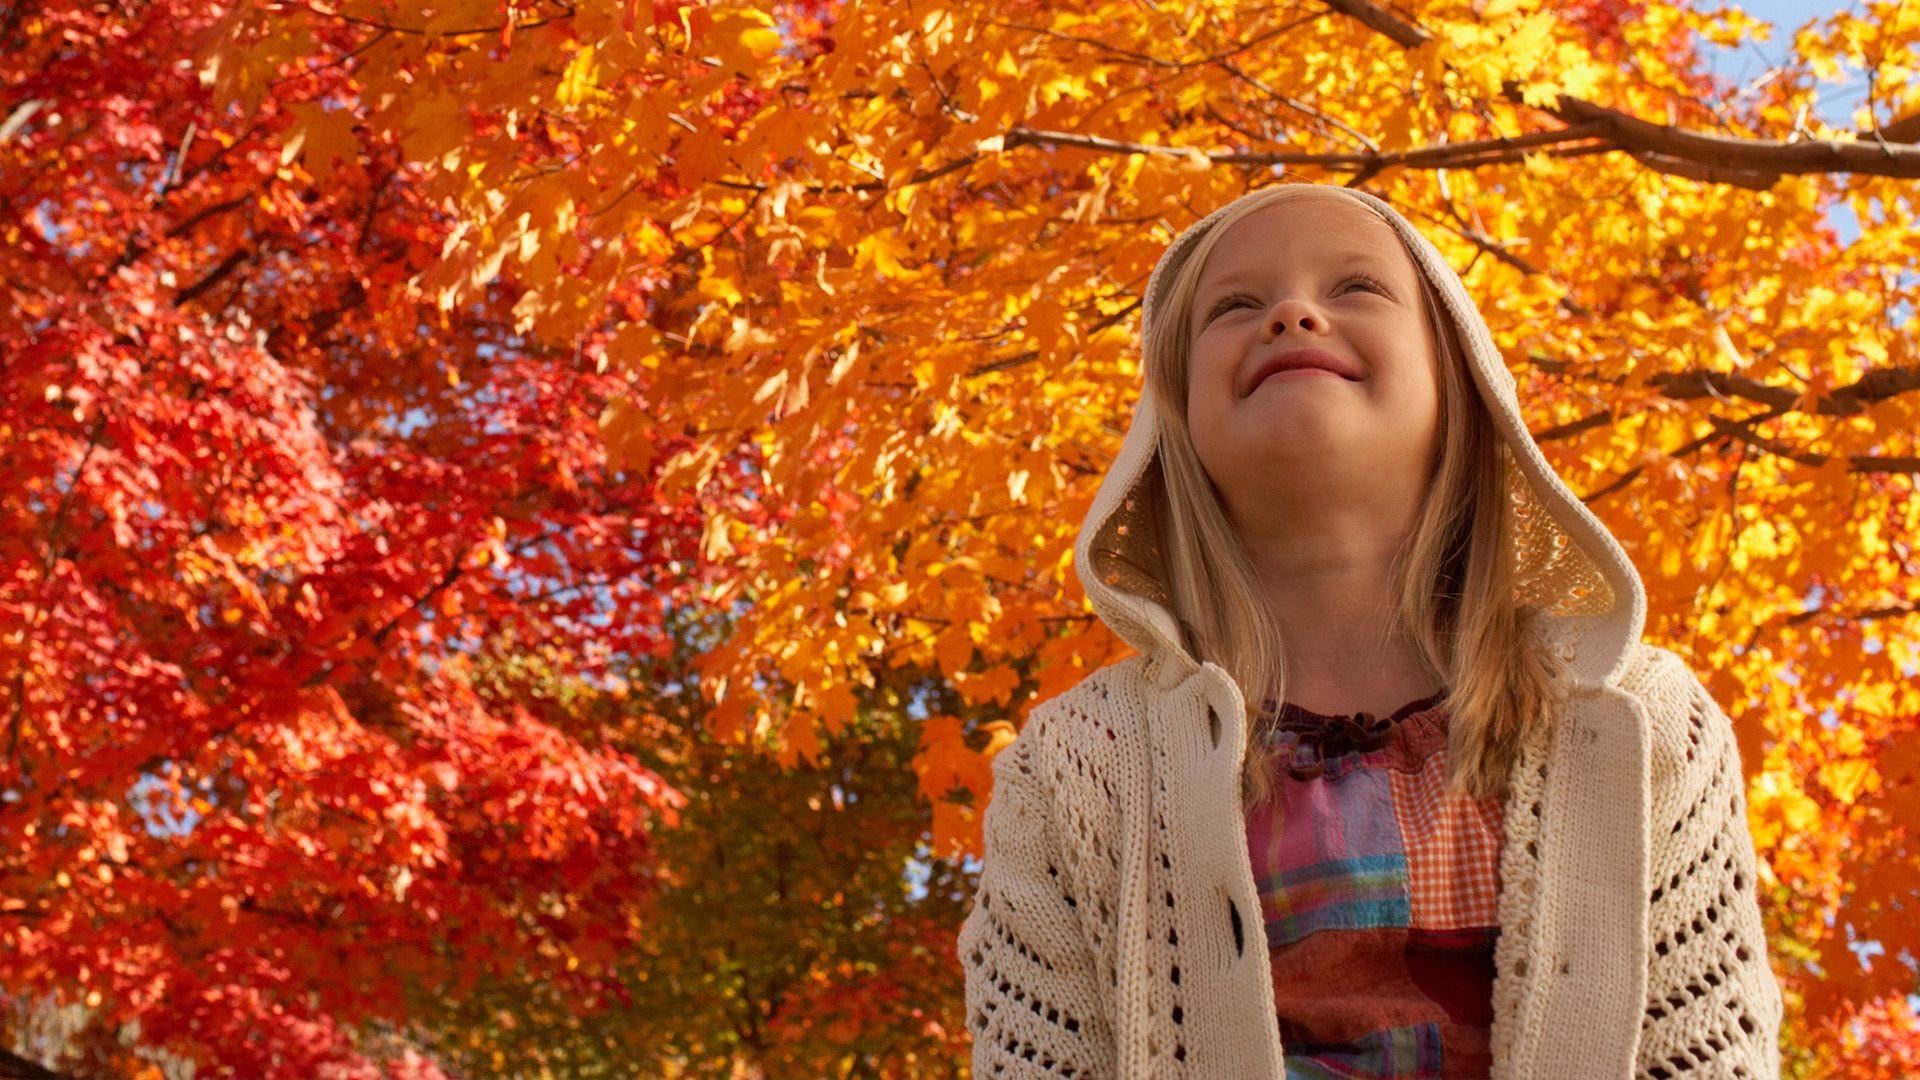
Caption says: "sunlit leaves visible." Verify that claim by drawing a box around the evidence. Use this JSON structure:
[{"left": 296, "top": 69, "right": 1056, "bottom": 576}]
[{"left": 11, "top": 0, "right": 1920, "bottom": 1070}]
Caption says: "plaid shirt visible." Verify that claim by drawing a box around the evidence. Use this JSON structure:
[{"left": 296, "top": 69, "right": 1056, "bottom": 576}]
[{"left": 1246, "top": 691, "right": 1506, "bottom": 1078}]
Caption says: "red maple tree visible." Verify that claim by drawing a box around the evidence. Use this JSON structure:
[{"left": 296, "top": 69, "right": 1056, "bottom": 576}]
[{"left": 0, "top": 1, "right": 741, "bottom": 1073}]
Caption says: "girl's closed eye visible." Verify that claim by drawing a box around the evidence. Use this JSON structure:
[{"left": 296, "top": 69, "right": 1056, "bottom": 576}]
[
  {"left": 1342, "top": 271, "right": 1391, "bottom": 297},
  {"left": 1206, "top": 272, "right": 1392, "bottom": 321}
]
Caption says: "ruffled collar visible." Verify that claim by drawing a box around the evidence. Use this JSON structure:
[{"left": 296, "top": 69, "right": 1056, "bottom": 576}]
[{"left": 1255, "top": 688, "right": 1451, "bottom": 779}]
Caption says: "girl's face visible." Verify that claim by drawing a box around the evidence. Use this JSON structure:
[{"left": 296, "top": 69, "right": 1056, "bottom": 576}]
[{"left": 1184, "top": 195, "right": 1442, "bottom": 520}]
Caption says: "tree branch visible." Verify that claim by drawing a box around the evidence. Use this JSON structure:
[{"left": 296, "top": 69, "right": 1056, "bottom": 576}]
[{"left": 1317, "top": 0, "right": 1919, "bottom": 183}]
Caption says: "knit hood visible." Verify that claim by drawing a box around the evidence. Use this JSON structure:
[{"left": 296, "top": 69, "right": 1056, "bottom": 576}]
[{"left": 1071, "top": 184, "right": 1647, "bottom": 693}]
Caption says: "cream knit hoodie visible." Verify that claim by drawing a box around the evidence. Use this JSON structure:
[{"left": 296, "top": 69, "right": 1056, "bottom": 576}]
[{"left": 956, "top": 185, "right": 1786, "bottom": 1079}]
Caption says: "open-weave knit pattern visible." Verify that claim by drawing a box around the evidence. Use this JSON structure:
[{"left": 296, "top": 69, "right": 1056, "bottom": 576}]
[
  {"left": 1625, "top": 647, "right": 1785, "bottom": 1077},
  {"left": 1504, "top": 453, "right": 1615, "bottom": 619},
  {"left": 957, "top": 663, "right": 1162, "bottom": 1078},
  {"left": 957, "top": 694, "right": 1119, "bottom": 1076},
  {"left": 958, "top": 643, "right": 1783, "bottom": 1078}
]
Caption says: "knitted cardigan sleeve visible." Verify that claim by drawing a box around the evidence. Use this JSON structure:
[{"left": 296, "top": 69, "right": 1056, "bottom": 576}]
[
  {"left": 1633, "top": 646, "right": 1787, "bottom": 1079},
  {"left": 957, "top": 702, "right": 1118, "bottom": 1078}
]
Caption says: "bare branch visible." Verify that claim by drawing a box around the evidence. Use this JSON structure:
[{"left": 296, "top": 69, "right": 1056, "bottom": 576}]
[{"left": 1318, "top": 0, "right": 1920, "bottom": 181}]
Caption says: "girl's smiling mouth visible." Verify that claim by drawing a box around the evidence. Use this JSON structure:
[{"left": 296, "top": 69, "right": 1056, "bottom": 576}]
[{"left": 1243, "top": 348, "right": 1363, "bottom": 395}]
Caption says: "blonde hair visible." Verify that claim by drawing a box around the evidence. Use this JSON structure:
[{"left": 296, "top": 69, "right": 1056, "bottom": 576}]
[{"left": 1138, "top": 185, "right": 1568, "bottom": 812}]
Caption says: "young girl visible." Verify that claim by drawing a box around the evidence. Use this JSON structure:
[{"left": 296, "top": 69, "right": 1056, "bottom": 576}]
[{"left": 957, "top": 183, "right": 1784, "bottom": 1078}]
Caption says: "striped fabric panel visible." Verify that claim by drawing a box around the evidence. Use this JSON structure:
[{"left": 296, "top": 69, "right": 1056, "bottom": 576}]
[
  {"left": 1258, "top": 852, "right": 1411, "bottom": 945},
  {"left": 1280, "top": 1022, "right": 1445, "bottom": 1078}
]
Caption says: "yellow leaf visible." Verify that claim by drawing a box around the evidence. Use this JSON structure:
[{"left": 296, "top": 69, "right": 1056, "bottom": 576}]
[
  {"left": 709, "top": 8, "right": 783, "bottom": 71},
  {"left": 1520, "top": 77, "right": 1564, "bottom": 108},
  {"left": 1780, "top": 788, "right": 1821, "bottom": 832},
  {"left": 1557, "top": 51, "right": 1603, "bottom": 98},
  {"left": 1817, "top": 758, "right": 1876, "bottom": 805},
  {"left": 739, "top": 26, "right": 782, "bottom": 60},
  {"left": 557, "top": 44, "right": 599, "bottom": 107},
  {"left": 1502, "top": 12, "right": 1558, "bottom": 74},
  {"left": 698, "top": 271, "right": 743, "bottom": 308},
  {"left": 855, "top": 231, "right": 909, "bottom": 278}
]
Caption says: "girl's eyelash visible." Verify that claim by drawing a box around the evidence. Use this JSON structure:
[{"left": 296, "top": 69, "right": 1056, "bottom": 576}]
[{"left": 1207, "top": 273, "right": 1389, "bottom": 318}]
